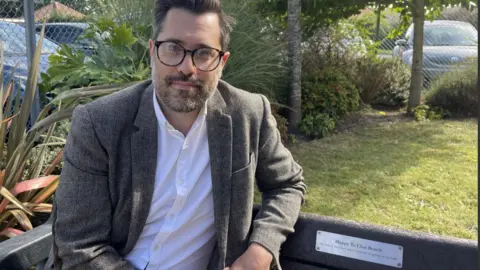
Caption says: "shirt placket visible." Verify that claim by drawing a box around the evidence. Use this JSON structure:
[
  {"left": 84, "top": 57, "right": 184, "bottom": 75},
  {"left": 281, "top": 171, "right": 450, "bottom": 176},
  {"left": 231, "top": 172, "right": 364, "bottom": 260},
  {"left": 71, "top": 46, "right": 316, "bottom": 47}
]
[{"left": 149, "top": 128, "right": 190, "bottom": 263}]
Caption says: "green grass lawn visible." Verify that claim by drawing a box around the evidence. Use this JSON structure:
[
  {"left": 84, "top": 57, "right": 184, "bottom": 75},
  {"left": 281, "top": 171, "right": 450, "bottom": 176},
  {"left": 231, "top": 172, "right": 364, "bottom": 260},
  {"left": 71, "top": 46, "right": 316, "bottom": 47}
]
[{"left": 287, "top": 119, "right": 477, "bottom": 240}]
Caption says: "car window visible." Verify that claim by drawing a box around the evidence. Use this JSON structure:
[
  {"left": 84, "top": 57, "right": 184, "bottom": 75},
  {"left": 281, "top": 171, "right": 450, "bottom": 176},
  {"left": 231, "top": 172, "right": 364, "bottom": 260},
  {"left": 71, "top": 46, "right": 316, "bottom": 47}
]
[
  {"left": 0, "top": 23, "right": 58, "bottom": 55},
  {"left": 42, "top": 25, "right": 85, "bottom": 44},
  {"left": 407, "top": 23, "right": 478, "bottom": 46}
]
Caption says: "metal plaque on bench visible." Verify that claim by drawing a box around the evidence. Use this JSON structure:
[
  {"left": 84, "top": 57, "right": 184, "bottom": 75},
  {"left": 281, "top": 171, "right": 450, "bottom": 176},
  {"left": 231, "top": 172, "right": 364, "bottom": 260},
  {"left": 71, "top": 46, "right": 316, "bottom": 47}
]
[{"left": 315, "top": 231, "right": 404, "bottom": 268}]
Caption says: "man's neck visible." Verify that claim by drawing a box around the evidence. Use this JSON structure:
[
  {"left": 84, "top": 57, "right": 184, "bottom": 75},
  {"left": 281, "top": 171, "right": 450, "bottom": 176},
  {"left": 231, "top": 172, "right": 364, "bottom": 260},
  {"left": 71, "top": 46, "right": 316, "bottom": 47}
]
[{"left": 157, "top": 98, "right": 200, "bottom": 137}]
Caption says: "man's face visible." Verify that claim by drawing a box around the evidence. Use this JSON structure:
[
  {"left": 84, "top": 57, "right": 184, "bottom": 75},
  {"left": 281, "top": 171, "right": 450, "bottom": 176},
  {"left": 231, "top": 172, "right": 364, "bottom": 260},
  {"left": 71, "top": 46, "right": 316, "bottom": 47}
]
[{"left": 149, "top": 8, "right": 230, "bottom": 113}]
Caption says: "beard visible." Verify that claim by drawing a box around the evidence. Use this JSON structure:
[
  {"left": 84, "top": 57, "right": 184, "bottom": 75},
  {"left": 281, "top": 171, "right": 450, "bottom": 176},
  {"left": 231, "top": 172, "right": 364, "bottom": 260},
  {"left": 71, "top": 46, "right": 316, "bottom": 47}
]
[{"left": 152, "top": 66, "right": 221, "bottom": 113}]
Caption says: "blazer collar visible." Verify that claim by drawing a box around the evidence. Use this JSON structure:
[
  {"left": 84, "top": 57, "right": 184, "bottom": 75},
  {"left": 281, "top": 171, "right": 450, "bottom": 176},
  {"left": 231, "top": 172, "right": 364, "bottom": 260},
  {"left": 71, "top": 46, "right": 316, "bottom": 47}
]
[{"left": 133, "top": 81, "right": 156, "bottom": 131}]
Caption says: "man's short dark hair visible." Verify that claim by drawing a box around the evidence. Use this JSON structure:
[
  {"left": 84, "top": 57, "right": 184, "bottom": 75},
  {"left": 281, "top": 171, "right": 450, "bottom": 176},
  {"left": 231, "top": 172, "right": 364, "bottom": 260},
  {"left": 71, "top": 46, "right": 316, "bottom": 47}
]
[{"left": 153, "top": 0, "right": 235, "bottom": 50}]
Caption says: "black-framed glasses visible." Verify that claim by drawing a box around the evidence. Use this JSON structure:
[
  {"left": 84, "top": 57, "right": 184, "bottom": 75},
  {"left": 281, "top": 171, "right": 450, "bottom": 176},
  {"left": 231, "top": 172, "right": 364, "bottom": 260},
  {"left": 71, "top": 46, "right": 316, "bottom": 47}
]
[{"left": 154, "top": 41, "right": 225, "bottom": 72}]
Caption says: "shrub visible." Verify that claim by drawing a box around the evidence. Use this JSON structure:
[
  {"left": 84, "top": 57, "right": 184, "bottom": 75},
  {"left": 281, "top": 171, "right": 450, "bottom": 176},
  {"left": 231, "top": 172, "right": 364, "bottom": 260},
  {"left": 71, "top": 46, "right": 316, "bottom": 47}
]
[
  {"left": 302, "top": 20, "right": 410, "bottom": 110},
  {"left": 301, "top": 20, "right": 372, "bottom": 90},
  {"left": 352, "top": 56, "right": 392, "bottom": 104},
  {"left": 413, "top": 104, "right": 445, "bottom": 121},
  {"left": 299, "top": 68, "right": 360, "bottom": 138},
  {"left": 351, "top": 56, "right": 410, "bottom": 108},
  {"left": 425, "top": 58, "right": 478, "bottom": 117},
  {"left": 372, "top": 58, "right": 411, "bottom": 108}
]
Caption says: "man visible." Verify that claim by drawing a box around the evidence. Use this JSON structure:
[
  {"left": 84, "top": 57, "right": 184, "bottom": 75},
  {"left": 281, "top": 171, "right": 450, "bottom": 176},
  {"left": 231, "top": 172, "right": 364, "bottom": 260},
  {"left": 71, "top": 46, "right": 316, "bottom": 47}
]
[{"left": 48, "top": 0, "right": 306, "bottom": 269}]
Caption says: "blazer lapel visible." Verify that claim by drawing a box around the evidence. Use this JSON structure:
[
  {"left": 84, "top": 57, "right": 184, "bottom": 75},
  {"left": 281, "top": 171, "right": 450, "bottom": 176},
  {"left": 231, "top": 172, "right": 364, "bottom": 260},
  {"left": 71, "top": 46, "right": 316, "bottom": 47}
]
[
  {"left": 128, "top": 83, "right": 158, "bottom": 249},
  {"left": 207, "top": 89, "right": 232, "bottom": 266}
]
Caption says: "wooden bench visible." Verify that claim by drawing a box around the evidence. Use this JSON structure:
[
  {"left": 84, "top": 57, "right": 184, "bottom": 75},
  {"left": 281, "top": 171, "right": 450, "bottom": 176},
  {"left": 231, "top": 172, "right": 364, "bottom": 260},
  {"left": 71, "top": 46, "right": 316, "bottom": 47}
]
[{"left": 0, "top": 206, "right": 477, "bottom": 269}]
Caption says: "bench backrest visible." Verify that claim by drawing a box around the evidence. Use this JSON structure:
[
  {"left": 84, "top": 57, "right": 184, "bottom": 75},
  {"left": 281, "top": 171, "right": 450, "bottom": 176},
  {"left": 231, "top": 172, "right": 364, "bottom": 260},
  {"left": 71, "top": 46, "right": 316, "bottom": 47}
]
[
  {"left": 273, "top": 210, "right": 478, "bottom": 270},
  {"left": 0, "top": 207, "right": 477, "bottom": 269}
]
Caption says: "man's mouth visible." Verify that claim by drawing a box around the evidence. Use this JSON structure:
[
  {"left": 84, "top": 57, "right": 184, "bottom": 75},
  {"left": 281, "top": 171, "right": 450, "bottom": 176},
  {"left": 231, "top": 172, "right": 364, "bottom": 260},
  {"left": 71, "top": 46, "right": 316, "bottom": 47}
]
[{"left": 170, "top": 80, "right": 200, "bottom": 90}]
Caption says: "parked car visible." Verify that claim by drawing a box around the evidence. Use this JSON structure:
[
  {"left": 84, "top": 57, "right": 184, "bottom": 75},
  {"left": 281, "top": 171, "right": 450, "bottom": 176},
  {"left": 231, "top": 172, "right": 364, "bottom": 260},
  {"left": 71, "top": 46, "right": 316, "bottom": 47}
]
[
  {"left": 34, "top": 22, "right": 96, "bottom": 56},
  {"left": 1, "top": 21, "right": 59, "bottom": 74},
  {"left": 393, "top": 20, "right": 478, "bottom": 84},
  {"left": 0, "top": 21, "right": 59, "bottom": 115}
]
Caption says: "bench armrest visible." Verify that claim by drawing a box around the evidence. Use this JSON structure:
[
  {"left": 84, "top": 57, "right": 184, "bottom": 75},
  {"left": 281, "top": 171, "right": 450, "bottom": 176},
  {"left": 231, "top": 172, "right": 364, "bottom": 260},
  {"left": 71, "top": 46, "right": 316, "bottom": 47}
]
[{"left": 0, "top": 218, "right": 52, "bottom": 270}]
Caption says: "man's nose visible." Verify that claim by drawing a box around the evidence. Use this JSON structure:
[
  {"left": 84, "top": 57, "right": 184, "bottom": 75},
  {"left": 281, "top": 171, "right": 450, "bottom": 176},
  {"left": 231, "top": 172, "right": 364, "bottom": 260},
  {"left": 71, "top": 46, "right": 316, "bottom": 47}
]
[{"left": 177, "top": 54, "right": 197, "bottom": 75}]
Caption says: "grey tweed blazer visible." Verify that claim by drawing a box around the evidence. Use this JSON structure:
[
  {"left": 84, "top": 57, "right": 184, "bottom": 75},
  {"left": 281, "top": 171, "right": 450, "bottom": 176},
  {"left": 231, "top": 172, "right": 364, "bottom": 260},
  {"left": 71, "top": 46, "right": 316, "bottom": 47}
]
[{"left": 48, "top": 79, "right": 306, "bottom": 270}]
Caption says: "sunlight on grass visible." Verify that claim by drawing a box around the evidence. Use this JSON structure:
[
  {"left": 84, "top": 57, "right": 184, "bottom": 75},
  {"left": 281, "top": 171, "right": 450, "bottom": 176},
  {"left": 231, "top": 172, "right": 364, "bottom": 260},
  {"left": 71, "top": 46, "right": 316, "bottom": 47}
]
[{"left": 287, "top": 120, "right": 477, "bottom": 240}]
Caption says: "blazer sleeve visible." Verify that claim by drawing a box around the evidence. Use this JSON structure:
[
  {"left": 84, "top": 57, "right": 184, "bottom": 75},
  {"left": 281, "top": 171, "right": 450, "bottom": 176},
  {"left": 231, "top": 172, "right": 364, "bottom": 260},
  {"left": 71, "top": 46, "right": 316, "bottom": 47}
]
[
  {"left": 248, "top": 94, "right": 307, "bottom": 268},
  {"left": 52, "top": 105, "right": 134, "bottom": 270}
]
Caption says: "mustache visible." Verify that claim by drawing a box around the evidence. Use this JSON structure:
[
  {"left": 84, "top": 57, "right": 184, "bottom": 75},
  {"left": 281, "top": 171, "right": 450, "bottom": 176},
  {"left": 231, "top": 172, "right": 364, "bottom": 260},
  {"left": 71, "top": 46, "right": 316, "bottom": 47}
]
[{"left": 166, "top": 73, "right": 203, "bottom": 86}]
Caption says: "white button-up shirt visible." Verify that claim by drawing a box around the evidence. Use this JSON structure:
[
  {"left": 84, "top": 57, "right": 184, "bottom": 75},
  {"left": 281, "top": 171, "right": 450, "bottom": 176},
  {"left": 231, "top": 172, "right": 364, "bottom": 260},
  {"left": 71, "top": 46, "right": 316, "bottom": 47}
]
[{"left": 125, "top": 91, "right": 216, "bottom": 270}]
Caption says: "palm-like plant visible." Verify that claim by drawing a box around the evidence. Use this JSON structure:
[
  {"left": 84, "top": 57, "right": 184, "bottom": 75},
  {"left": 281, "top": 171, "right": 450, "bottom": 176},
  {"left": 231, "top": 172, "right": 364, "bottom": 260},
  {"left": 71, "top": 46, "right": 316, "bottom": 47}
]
[{"left": 0, "top": 22, "right": 135, "bottom": 240}]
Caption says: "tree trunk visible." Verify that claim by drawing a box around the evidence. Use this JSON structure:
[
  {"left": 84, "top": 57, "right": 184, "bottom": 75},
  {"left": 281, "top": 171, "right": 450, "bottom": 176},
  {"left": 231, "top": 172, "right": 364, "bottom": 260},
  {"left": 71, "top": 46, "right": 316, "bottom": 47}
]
[
  {"left": 375, "top": 6, "right": 381, "bottom": 42},
  {"left": 287, "top": 0, "right": 302, "bottom": 133},
  {"left": 407, "top": 0, "right": 425, "bottom": 114}
]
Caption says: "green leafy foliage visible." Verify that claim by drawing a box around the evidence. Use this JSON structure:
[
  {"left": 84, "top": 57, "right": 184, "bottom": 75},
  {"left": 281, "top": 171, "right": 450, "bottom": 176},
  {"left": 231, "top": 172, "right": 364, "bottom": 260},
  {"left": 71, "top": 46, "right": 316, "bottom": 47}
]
[
  {"left": 300, "top": 68, "right": 360, "bottom": 138},
  {"left": 299, "top": 113, "right": 336, "bottom": 138},
  {"left": 39, "top": 18, "right": 150, "bottom": 96},
  {"left": 425, "top": 58, "right": 478, "bottom": 117},
  {"left": 413, "top": 104, "right": 445, "bottom": 121}
]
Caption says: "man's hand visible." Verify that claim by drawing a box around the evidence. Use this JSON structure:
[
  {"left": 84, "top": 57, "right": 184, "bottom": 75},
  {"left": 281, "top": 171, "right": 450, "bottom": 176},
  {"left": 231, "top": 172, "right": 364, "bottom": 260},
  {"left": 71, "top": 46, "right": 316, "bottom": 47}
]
[{"left": 224, "top": 242, "right": 273, "bottom": 270}]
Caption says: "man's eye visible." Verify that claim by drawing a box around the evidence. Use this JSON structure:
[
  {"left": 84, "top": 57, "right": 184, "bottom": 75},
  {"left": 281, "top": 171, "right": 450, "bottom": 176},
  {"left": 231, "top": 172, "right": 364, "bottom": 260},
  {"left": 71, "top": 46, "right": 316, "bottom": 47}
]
[
  {"left": 197, "top": 49, "right": 215, "bottom": 58},
  {"left": 167, "top": 44, "right": 181, "bottom": 52}
]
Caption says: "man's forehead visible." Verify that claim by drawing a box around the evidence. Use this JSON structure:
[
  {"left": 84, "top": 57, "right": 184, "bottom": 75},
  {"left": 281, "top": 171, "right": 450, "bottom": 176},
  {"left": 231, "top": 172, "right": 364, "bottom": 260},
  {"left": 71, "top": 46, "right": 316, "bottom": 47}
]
[{"left": 157, "top": 8, "right": 221, "bottom": 48}]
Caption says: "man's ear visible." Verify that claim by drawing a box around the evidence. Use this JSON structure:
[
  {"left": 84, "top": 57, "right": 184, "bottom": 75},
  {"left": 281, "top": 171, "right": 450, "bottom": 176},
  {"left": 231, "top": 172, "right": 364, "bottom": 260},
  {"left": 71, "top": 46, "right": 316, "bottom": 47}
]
[
  {"left": 221, "top": 51, "right": 230, "bottom": 66},
  {"left": 149, "top": 39, "right": 155, "bottom": 58}
]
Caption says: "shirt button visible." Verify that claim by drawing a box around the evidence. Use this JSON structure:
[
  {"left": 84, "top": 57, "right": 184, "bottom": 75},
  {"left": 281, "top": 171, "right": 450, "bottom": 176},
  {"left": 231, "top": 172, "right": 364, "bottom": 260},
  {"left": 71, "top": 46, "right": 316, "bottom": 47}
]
[{"left": 153, "top": 245, "right": 159, "bottom": 251}]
